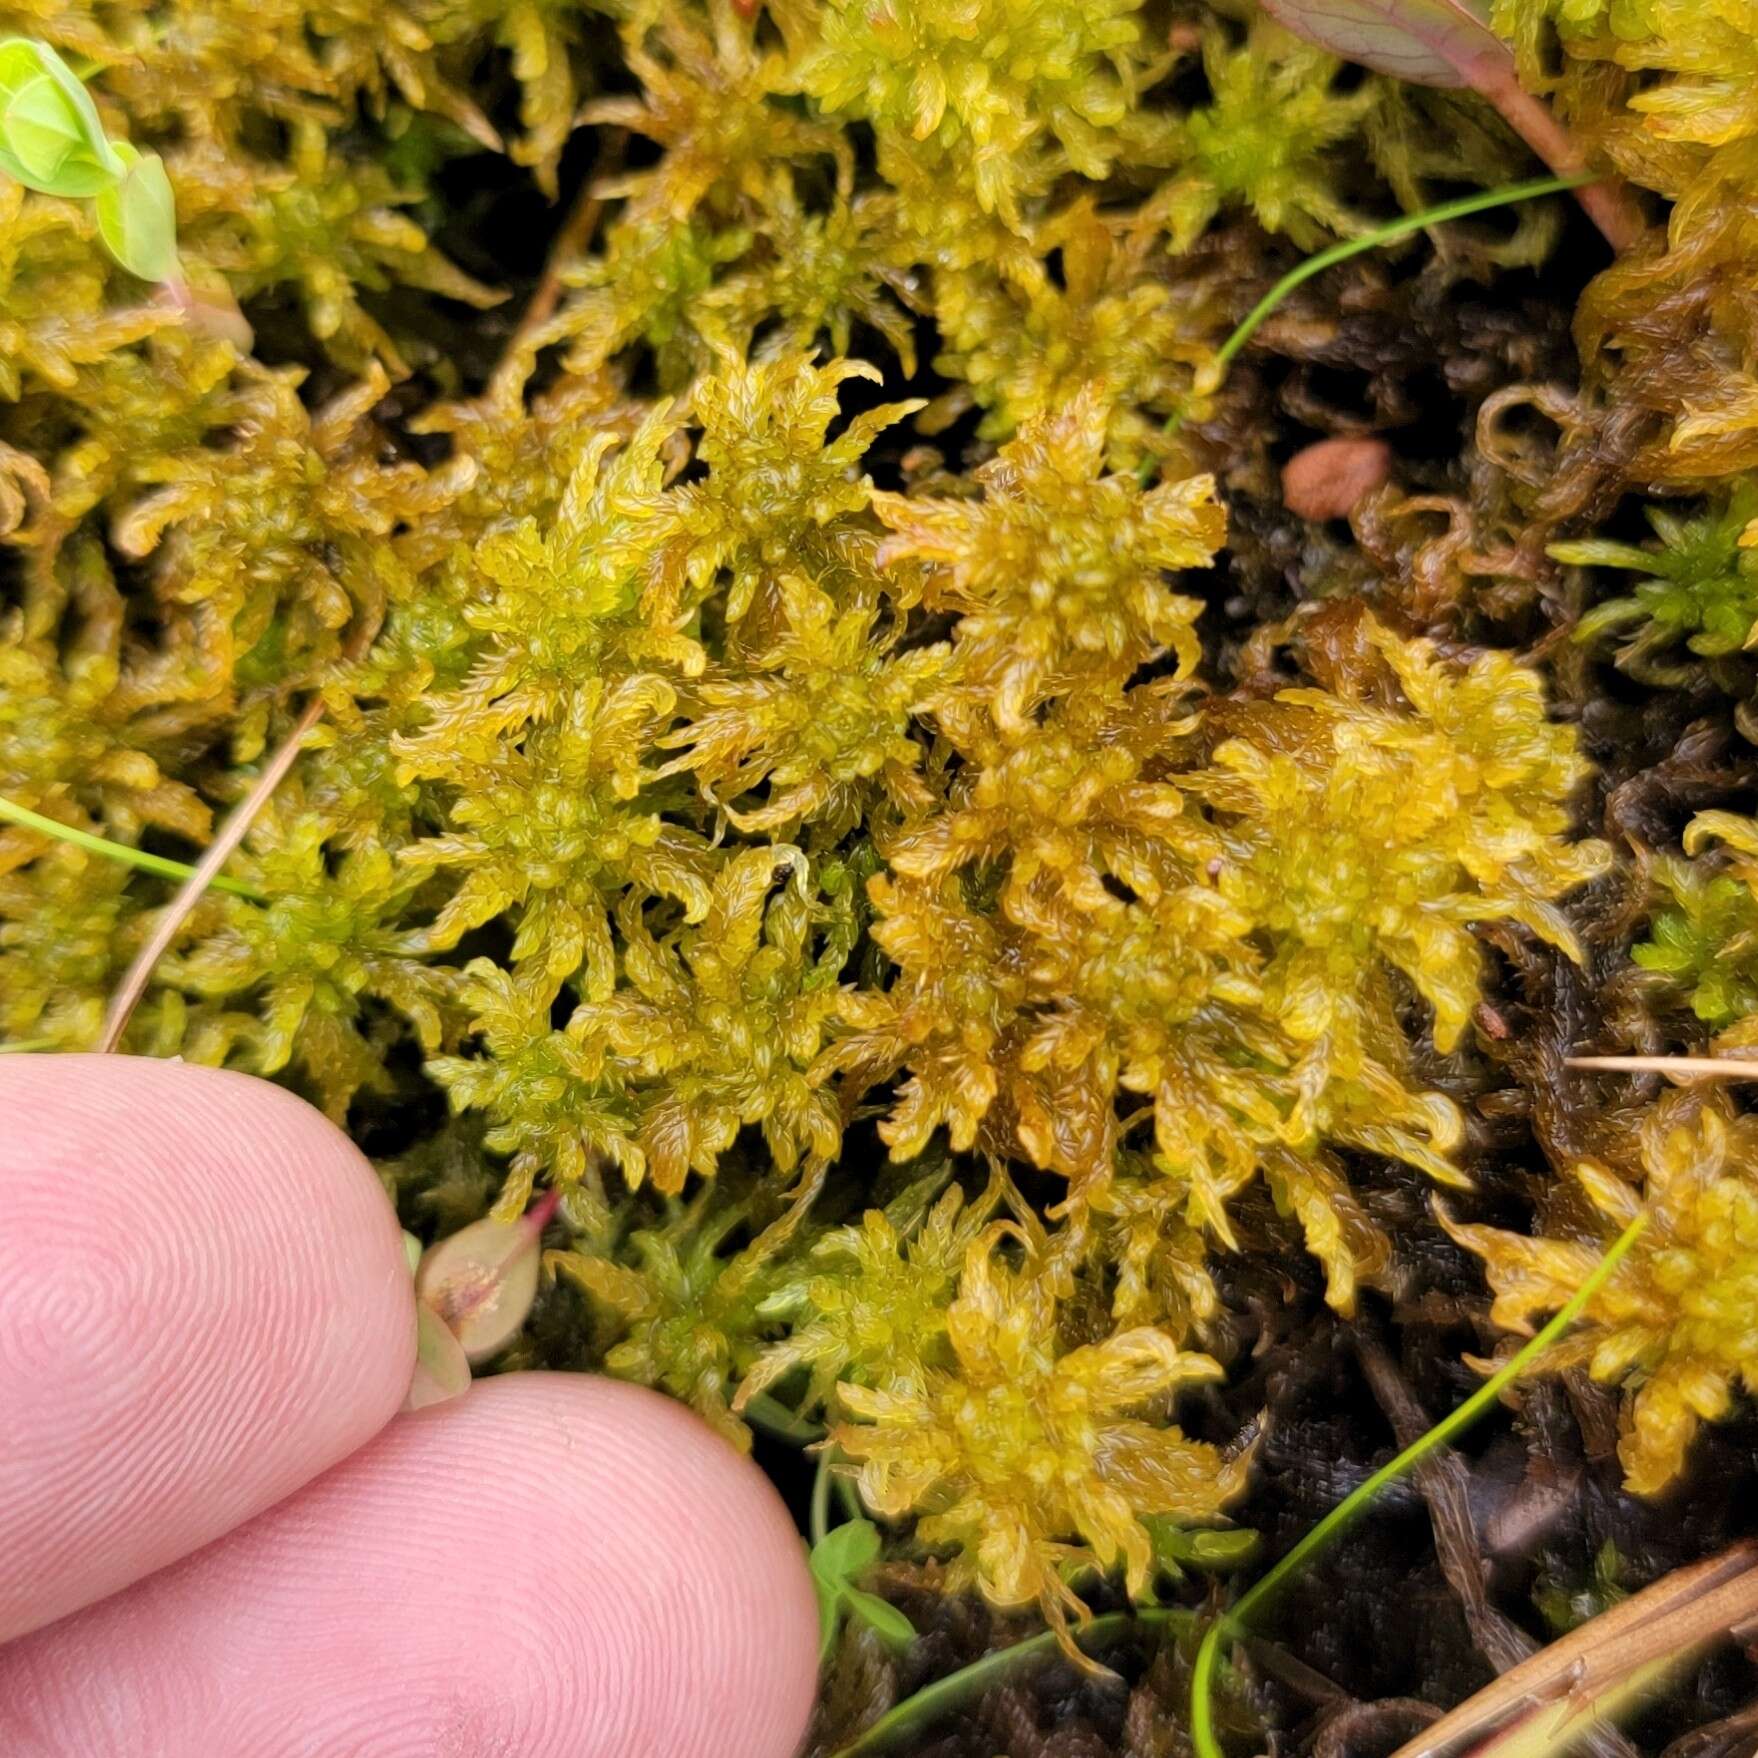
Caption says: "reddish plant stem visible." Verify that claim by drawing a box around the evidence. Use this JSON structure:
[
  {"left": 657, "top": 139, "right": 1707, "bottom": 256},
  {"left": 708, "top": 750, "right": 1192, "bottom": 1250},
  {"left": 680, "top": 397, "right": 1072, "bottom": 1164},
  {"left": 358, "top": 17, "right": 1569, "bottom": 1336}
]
[
  {"left": 524, "top": 1187, "right": 563, "bottom": 1232},
  {"left": 500, "top": 128, "right": 625, "bottom": 365},
  {"left": 1480, "top": 70, "right": 1643, "bottom": 252}
]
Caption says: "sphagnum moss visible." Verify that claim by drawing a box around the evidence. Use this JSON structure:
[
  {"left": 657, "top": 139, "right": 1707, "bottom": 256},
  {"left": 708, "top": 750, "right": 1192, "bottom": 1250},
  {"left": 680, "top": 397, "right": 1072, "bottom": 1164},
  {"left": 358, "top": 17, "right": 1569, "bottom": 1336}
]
[
  {"left": 3, "top": 0, "right": 1758, "bottom": 1692},
  {"left": 1446, "top": 1092, "right": 1758, "bottom": 1496}
]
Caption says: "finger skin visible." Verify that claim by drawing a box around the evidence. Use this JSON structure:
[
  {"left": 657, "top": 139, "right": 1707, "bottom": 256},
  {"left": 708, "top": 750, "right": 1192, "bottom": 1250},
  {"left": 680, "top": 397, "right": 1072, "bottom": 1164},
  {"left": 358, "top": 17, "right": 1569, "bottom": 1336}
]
[
  {"left": 0, "top": 1374, "right": 822, "bottom": 1758},
  {"left": 0, "top": 1055, "right": 416, "bottom": 1641}
]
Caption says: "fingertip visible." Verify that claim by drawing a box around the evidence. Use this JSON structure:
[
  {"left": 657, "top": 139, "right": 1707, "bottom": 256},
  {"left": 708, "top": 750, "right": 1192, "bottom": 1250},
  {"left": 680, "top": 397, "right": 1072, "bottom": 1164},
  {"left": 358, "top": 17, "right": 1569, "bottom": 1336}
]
[
  {"left": 0, "top": 1375, "right": 821, "bottom": 1758},
  {"left": 557, "top": 1378, "right": 823, "bottom": 1756},
  {"left": 384, "top": 1376, "right": 822, "bottom": 1758},
  {"left": 0, "top": 1054, "right": 416, "bottom": 1640}
]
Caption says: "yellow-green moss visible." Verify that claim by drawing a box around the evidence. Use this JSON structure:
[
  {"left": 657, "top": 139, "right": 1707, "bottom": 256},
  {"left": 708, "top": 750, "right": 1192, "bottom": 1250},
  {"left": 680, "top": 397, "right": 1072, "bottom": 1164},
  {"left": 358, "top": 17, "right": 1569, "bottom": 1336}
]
[{"left": 4, "top": 0, "right": 1755, "bottom": 1660}]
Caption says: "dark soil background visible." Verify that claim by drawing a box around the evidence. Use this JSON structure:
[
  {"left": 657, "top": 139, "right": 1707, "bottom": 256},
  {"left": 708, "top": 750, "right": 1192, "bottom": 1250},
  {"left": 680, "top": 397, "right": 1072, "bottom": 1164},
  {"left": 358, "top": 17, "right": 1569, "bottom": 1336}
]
[
  {"left": 340, "top": 141, "right": 1758, "bottom": 1758},
  {"left": 799, "top": 189, "right": 1758, "bottom": 1757}
]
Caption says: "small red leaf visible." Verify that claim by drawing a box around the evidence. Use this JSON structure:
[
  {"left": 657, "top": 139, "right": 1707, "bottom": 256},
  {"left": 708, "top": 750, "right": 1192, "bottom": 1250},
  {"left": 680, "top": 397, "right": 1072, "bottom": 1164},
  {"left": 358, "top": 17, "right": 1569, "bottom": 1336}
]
[
  {"left": 1258, "top": 0, "right": 1511, "bottom": 88},
  {"left": 415, "top": 1207, "right": 546, "bottom": 1365}
]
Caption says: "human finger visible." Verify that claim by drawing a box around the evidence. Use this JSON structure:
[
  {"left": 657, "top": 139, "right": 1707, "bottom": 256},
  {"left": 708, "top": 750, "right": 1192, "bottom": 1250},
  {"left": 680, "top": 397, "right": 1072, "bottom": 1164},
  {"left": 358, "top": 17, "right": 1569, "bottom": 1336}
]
[
  {"left": 0, "top": 1054, "right": 416, "bottom": 1641},
  {"left": 0, "top": 1373, "right": 821, "bottom": 1758}
]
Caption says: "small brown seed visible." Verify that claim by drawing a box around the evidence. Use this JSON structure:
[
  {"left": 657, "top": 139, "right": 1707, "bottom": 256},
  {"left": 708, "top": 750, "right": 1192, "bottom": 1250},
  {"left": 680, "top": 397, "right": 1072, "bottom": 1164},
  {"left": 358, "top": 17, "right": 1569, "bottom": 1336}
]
[{"left": 1281, "top": 436, "right": 1393, "bottom": 521}]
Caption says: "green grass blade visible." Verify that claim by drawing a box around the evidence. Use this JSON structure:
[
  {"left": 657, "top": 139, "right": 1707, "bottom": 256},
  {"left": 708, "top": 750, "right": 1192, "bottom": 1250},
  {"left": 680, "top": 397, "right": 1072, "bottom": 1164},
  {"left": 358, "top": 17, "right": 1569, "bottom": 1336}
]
[
  {"left": 1189, "top": 1212, "right": 1648, "bottom": 1758},
  {"left": 742, "top": 1390, "right": 824, "bottom": 1446},
  {"left": 831, "top": 1608, "right": 1196, "bottom": 1757},
  {"left": 0, "top": 793, "right": 264, "bottom": 899},
  {"left": 1140, "top": 173, "right": 1590, "bottom": 484}
]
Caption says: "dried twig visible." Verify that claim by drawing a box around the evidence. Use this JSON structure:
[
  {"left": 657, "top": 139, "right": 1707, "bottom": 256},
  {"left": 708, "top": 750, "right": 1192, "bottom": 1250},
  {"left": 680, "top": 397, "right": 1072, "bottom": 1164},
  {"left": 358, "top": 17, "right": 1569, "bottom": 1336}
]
[
  {"left": 1566, "top": 1055, "right": 1758, "bottom": 1082},
  {"left": 98, "top": 697, "right": 324, "bottom": 1053},
  {"left": 1240, "top": 1636, "right": 1353, "bottom": 1708},
  {"left": 1313, "top": 1699, "right": 1443, "bottom": 1758},
  {"left": 1388, "top": 1543, "right": 1758, "bottom": 1758},
  {"left": 498, "top": 128, "right": 624, "bottom": 368},
  {"left": 1658, "top": 1697, "right": 1758, "bottom": 1758}
]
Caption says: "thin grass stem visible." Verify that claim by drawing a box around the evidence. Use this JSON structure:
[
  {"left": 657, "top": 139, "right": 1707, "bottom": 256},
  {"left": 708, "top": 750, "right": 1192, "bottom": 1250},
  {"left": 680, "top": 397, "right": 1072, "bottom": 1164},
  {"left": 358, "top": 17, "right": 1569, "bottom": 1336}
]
[
  {"left": 1188, "top": 1213, "right": 1648, "bottom": 1758},
  {"left": 811, "top": 1449, "right": 833, "bottom": 1550},
  {"left": 1139, "top": 173, "right": 1591, "bottom": 484},
  {"left": 830, "top": 1608, "right": 1196, "bottom": 1757},
  {"left": 0, "top": 794, "right": 263, "bottom": 899}
]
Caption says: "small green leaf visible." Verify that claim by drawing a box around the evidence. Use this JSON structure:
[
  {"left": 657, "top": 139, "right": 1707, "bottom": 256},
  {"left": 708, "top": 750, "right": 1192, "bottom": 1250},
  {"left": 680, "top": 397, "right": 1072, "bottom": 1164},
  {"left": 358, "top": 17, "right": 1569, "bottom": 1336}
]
[
  {"left": 1178, "top": 1529, "right": 1262, "bottom": 1568},
  {"left": 0, "top": 40, "right": 114, "bottom": 154},
  {"left": 0, "top": 38, "right": 121, "bottom": 194},
  {"left": 810, "top": 1517, "right": 899, "bottom": 1664},
  {"left": 1144, "top": 1517, "right": 1261, "bottom": 1573},
  {"left": 94, "top": 143, "right": 179, "bottom": 282},
  {"left": 843, "top": 1588, "right": 917, "bottom": 1652},
  {"left": 812, "top": 1563, "right": 841, "bottom": 1663},
  {"left": 0, "top": 40, "right": 184, "bottom": 275},
  {"left": 810, "top": 1518, "right": 881, "bottom": 1584},
  {"left": 5, "top": 74, "right": 93, "bottom": 186}
]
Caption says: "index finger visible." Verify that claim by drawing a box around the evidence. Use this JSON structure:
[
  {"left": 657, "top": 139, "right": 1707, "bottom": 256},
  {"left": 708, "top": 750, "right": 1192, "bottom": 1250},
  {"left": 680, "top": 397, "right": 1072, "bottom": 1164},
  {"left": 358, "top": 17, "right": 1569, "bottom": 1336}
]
[{"left": 0, "top": 1054, "right": 416, "bottom": 1641}]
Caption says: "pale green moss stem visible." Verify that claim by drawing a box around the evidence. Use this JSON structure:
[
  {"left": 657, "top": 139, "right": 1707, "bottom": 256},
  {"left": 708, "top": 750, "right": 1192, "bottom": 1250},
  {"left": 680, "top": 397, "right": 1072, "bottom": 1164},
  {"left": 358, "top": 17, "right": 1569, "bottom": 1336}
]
[
  {"left": 744, "top": 1391, "right": 824, "bottom": 1447},
  {"left": 1188, "top": 1212, "right": 1649, "bottom": 1758},
  {"left": 835, "top": 1471, "right": 862, "bottom": 1523},
  {"left": 830, "top": 1608, "right": 1197, "bottom": 1757},
  {"left": 811, "top": 1449, "right": 833, "bottom": 1549},
  {"left": 1141, "top": 172, "right": 1592, "bottom": 485},
  {"left": 0, "top": 793, "right": 264, "bottom": 900}
]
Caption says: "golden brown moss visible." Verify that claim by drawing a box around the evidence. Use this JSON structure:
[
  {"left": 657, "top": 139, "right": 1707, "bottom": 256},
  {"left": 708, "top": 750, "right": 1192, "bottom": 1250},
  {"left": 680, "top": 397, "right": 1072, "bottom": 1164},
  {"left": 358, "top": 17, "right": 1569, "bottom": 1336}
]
[
  {"left": 1447, "top": 1090, "right": 1758, "bottom": 1494},
  {"left": 1, "top": 0, "right": 1747, "bottom": 1662}
]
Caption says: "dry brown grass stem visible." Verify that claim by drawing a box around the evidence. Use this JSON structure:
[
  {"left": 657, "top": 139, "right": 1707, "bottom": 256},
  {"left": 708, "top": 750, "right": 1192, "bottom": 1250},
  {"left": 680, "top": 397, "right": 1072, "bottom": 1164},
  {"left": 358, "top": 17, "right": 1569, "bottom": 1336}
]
[{"left": 98, "top": 697, "right": 325, "bottom": 1053}]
